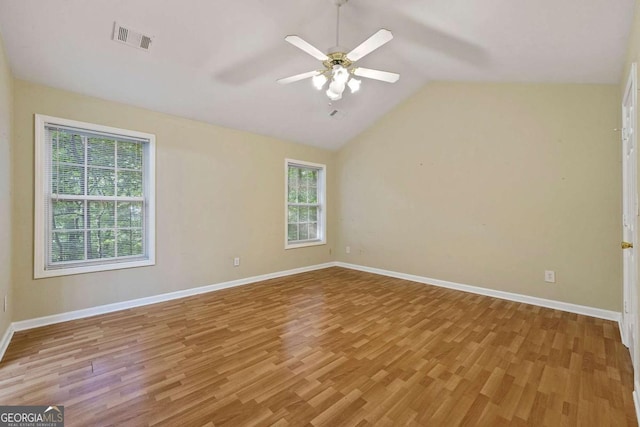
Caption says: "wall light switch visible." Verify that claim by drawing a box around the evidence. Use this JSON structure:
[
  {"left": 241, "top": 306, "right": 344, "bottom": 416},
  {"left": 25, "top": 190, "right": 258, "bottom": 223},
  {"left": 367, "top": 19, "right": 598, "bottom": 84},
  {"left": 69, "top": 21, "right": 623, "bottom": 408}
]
[{"left": 233, "top": 257, "right": 240, "bottom": 267}]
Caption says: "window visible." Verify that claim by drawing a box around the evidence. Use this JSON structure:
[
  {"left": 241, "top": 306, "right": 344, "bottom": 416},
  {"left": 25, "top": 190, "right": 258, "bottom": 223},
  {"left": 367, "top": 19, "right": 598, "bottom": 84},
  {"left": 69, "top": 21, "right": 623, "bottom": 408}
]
[
  {"left": 34, "top": 115, "right": 155, "bottom": 278},
  {"left": 285, "top": 159, "right": 326, "bottom": 249}
]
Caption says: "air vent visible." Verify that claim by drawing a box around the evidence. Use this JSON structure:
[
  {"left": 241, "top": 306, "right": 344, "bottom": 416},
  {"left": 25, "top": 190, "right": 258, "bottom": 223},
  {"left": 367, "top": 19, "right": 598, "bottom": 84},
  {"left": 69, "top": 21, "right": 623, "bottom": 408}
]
[{"left": 113, "top": 22, "right": 153, "bottom": 51}]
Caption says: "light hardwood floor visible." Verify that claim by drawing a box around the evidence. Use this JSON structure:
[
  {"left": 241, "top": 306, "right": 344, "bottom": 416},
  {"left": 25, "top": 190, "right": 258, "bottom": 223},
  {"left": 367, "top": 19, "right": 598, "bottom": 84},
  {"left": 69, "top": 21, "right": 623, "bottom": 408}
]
[{"left": 0, "top": 267, "right": 636, "bottom": 426}]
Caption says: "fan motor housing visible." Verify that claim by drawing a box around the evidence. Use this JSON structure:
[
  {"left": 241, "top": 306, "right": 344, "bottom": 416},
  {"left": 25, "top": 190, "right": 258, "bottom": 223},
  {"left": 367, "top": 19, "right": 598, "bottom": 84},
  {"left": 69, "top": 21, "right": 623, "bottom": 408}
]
[{"left": 323, "top": 52, "right": 352, "bottom": 69}]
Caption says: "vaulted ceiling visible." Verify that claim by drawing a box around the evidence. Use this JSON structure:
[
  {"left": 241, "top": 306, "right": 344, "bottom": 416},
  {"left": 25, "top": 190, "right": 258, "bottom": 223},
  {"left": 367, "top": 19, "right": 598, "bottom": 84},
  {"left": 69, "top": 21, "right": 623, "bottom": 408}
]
[{"left": 0, "top": 0, "right": 634, "bottom": 149}]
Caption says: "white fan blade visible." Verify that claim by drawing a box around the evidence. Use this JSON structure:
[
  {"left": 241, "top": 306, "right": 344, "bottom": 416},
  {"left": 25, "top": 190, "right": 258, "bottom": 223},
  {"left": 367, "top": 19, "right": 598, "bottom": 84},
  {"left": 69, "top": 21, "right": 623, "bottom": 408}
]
[
  {"left": 277, "top": 70, "right": 321, "bottom": 85},
  {"left": 284, "top": 36, "right": 328, "bottom": 61},
  {"left": 347, "top": 29, "right": 393, "bottom": 62},
  {"left": 353, "top": 67, "right": 400, "bottom": 83}
]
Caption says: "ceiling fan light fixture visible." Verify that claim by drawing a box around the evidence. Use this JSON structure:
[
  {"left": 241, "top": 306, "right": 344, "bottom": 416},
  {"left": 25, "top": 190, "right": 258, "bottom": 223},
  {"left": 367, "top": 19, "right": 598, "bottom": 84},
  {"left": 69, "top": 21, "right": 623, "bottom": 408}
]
[
  {"left": 327, "top": 82, "right": 345, "bottom": 99},
  {"left": 326, "top": 84, "right": 343, "bottom": 101},
  {"left": 332, "top": 64, "right": 349, "bottom": 84},
  {"left": 312, "top": 74, "right": 328, "bottom": 90},
  {"left": 277, "top": 0, "right": 398, "bottom": 103},
  {"left": 347, "top": 77, "right": 361, "bottom": 93}
]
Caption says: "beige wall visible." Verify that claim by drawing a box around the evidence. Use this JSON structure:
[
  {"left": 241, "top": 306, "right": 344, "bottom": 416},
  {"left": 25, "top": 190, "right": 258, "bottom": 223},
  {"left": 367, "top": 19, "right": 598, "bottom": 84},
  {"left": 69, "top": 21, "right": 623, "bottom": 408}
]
[
  {"left": 12, "top": 80, "right": 336, "bottom": 321},
  {"left": 337, "top": 82, "right": 621, "bottom": 311},
  {"left": 0, "top": 31, "right": 13, "bottom": 336}
]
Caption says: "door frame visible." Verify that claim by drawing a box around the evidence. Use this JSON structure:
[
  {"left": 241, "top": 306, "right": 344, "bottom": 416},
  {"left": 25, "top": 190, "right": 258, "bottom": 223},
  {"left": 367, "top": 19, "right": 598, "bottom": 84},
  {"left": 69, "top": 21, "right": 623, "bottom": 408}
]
[{"left": 622, "top": 62, "right": 638, "bottom": 377}]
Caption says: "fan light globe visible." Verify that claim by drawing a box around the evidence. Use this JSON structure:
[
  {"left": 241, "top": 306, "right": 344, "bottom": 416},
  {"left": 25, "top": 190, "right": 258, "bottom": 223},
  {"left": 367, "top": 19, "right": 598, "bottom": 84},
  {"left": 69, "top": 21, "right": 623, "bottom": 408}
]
[
  {"left": 312, "top": 74, "right": 328, "bottom": 90},
  {"left": 327, "top": 78, "right": 345, "bottom": 100},
  {"left": 324, "top": 65, "right": 349, "bottom": 100},
  {"left": 347, "top": 78, "right": 361, "bottom": 93},
  {"left": 326, "top": 86, "right": 342, "bottom": 101},
  {"left": 332, "top": 65, "right": 349, "bottom": 84}
]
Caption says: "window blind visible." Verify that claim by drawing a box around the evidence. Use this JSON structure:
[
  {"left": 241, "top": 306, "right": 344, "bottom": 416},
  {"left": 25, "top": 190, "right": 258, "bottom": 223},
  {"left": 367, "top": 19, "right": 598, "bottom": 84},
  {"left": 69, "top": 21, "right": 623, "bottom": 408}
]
[
  {"left": 44, "top": 125, "right": 148, "bottom": 268},
  {"left": 287, "top": 163, "right": 322, "bottom": 243}
]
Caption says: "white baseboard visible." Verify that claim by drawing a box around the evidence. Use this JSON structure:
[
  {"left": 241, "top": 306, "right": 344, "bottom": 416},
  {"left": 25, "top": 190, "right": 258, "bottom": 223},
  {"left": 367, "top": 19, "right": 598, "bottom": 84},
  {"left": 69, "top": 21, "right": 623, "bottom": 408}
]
[
  {"left": 0, "top": 323, "right": 15, "bottom": 363},
  {"left": 335, "top": 262, "right": 622, "bottom": 322},
  {"left": 11, "top": 262, "right": 336, "bottom": 333}
]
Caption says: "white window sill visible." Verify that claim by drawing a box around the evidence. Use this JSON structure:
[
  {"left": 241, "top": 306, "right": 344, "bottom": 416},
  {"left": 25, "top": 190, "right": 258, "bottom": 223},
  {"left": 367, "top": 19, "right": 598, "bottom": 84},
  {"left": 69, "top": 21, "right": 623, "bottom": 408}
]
[
  {"left": 34, "top": 258, "right": 155, "bottom": 279},
  {"left": 285, "top": 239, "right": 326, "bottom": 250}
]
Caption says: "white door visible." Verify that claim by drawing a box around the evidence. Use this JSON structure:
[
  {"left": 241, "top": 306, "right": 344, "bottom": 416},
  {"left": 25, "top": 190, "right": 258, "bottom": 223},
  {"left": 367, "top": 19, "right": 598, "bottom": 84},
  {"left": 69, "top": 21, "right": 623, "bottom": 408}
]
[{"left": 622, "top": 63, "right": 638, "bottom": 374}]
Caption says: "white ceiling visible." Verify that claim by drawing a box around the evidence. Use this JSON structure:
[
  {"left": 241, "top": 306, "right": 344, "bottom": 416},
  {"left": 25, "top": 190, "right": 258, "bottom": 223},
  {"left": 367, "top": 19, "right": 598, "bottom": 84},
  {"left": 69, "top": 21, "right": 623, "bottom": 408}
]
[{"left": 0, "top": 0, "right": 634, "bottom": 149}]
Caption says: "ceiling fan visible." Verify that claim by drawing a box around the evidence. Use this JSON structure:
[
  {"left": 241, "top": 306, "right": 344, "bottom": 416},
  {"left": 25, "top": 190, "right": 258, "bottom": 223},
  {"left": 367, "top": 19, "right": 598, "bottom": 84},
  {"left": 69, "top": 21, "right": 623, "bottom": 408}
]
[{"left": 277, "top": 0, "right": 399, "bottom": 101}]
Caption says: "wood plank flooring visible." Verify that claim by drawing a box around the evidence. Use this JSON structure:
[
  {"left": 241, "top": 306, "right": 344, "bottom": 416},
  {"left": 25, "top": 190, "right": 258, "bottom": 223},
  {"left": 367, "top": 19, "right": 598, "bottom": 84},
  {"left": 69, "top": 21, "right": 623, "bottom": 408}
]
[{"left": 0, "top": 267, "right": 636, "bottom": 426}]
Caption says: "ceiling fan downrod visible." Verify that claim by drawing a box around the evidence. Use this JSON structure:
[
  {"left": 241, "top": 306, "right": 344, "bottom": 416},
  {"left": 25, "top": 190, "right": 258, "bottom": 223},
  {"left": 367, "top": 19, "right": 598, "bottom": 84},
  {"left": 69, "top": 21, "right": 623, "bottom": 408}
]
[{"left": 332, "top": 0, "right": 348, "bottom": 50}]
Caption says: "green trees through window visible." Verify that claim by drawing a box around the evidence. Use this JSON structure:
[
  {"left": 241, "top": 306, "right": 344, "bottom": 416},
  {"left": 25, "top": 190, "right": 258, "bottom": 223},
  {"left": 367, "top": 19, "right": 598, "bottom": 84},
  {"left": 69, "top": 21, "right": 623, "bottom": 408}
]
[
  {"left": 286, "top": 160, "right": 325, "bottom": 247},
  {"left": 48, "top": 128, "right": 145, "bottom": 263}
]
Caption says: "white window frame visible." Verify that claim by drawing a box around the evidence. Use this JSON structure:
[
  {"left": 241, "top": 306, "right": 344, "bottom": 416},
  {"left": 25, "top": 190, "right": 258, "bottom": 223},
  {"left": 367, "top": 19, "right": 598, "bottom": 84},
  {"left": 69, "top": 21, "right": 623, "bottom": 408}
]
[
  {"left": 34, "top": 114, "right": 156, "bottom": 278},
  {"left": 285, "top": 158, "right": 327, "bottom": 249}
]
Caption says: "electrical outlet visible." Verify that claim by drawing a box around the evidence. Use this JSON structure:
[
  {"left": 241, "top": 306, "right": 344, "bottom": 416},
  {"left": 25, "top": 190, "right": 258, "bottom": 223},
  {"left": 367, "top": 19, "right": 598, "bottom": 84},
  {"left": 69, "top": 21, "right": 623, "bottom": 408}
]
[
  {"left": 544, "top": 270, "right": 556, "bottom": 283},
  {"left": 233, "top": 257, "right": 240, "bottom": 267},
  {"left": 346, "top": 246, "right": 351, "bottom": 254}
]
